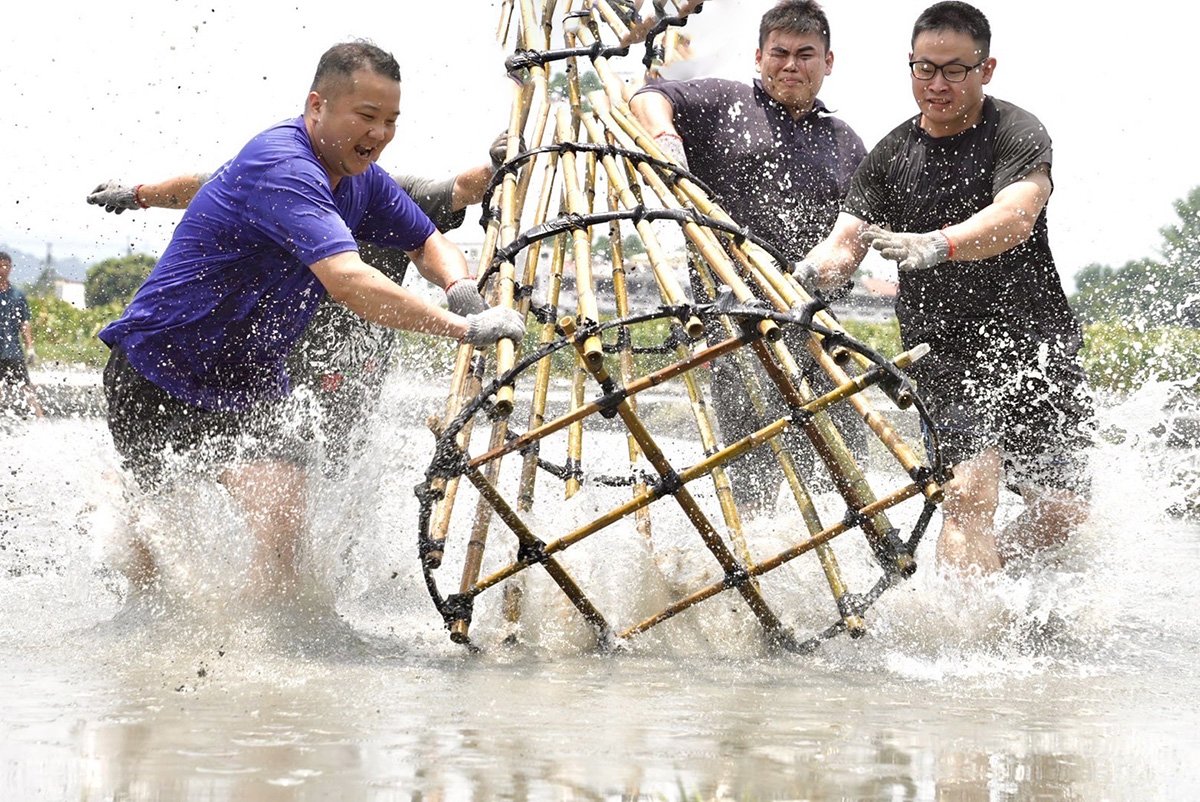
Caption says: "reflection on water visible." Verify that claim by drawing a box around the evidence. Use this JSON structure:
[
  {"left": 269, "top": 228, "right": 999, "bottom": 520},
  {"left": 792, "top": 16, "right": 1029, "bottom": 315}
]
[{"left": 1, "top": 377, "right": 1198, "bottom": 800}]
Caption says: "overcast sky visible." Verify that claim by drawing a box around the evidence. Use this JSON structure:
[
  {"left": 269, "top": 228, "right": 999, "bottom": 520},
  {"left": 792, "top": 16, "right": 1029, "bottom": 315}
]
[{"left": 2, "top": 1, "right": 1194, "bottom": 290}]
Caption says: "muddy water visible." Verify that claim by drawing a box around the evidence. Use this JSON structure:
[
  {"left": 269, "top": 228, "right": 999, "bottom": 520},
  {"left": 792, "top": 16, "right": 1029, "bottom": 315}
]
[{"left": 1, "top": 376, "right": 1198, "bottom": 801}]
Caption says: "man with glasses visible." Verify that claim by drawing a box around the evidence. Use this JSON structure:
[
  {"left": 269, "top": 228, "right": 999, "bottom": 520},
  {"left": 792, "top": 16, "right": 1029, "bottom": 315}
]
[
  {"left": 630, "top": 0, "right": 868, "bottom": 514},
  {"left": 796, "top": 1, "right": 1093, "bottom": 575}
]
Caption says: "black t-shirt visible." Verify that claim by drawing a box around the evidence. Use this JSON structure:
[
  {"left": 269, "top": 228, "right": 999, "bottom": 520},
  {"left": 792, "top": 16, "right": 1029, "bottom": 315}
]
[
  {"left": 635, "top": 78, "right": 866, "bottom": 260},
  {"left": 844, "top": 97, "right": 1081, "bottom": 357}
]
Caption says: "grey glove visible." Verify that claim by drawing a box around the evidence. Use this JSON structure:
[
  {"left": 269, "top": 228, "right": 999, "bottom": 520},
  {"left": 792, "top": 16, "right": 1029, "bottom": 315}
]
[
  {"left": 446, "top": 279, "right": 487, "bottom": 317},
  {"left": 489, "top": 132, "right": 526, "bottom": 173},
  {"left": 462, "top": 307, "right": 525, "bottom": 346},
  {"left": 25, "top": 348, "right": 37, "bottom": 368},
  {"left": 791, "top": 260, "right": 820, "bottom": 294},
  {"left": 87, "top": 181, "right": 140, "bottom": 214},
  {"left": 653, "top": 132, "right": 689, "bottom": 170},
  {"left": 861, "top": 224, "right": 951, "bottom": 272}
]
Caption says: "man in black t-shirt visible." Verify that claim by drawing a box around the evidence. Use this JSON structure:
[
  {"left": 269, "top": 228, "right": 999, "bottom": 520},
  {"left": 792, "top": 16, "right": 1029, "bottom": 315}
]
[
  {"left": 797, "top": 1, "right": 1093, "bottom": 574},
  {"left": 630, "top": 0, "right": 868, "bottom": 513}
]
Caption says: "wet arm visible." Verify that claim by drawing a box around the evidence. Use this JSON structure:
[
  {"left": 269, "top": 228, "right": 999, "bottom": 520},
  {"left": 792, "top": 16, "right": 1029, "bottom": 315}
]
[
  {"left": 136, "top": 173, "right": 210, "bottom": 209},
  {"left": 941, "top": 166, "right": 1052, "bottom": 261},
  {"left": 309, "top": 250, "right": 468, "bottom": 340},
  {"left": 629, "top": 90, "right": 678, "bottom": 138},
  {"left": 806, "top": 212, "right": 871, "bottom": 289},
  {"left": 405, "top": 230, "right": 474, "bottom": 291},
  {"left": 449, "top": 163, "right": 497, "bottom": 210}
]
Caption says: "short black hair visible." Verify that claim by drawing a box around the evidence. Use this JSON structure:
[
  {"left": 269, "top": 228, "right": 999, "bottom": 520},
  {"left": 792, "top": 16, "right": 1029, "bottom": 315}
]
[
  {"left": 310, "top": 40, "right": 402, "bottom": 95},
  {"left": 759, "top": 0, "right": 831, "bottom": 52},
  {"left": 0, "top": 251, "right": 11, "bottom": 266},
  {"left": 912, "top": 2, "right": 991, "bottom": 57}
]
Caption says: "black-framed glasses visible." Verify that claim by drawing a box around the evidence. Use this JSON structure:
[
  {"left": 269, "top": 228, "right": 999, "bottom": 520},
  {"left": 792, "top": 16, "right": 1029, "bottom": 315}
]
[{"left": 909, "top": 58, "right": 986, "bottom": 82}]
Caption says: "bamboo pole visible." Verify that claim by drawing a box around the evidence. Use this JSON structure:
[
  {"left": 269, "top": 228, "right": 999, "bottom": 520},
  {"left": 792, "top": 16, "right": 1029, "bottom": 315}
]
[
  {"left": 470, "top": 344, "right": 925, "bottom": 594},
  {"left": 449, "top": 419, "right": 511, "bottom": 642},
  {"left": 461, "top": 459, "right": 612, "bottom": 643},
  {"left": 606, "top": 189, "right": 656, "bottom": 557},
  {"left": 557, "top": 315, "right": 794, "bottom": 643},
  {"left": 554, "top": 107, "right": 605, "bottom": 368},
  {"left": 470, "top": 332, "right": 749, "bottom": 469},
  {"left": 620, "top": 482, "right": 922, "bottom": 638}
]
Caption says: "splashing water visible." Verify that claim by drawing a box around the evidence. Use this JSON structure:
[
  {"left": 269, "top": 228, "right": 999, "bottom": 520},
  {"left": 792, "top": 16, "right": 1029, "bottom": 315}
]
[{"left": 1, "top": 368, "right": 1198, "bottom": 800}]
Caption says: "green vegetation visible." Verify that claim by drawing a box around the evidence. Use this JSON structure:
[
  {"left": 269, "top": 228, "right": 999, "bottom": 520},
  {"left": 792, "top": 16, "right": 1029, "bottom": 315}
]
[
  {"left": 30, "top": 296, "right": 123, "bottom": 367},
  {"left": 25, "top": 186, "right": 1199, "bottom": 399},
  {"left": 1070, "top": 186, "right": 1199, "bottom": 328},
  {"left": 84, "top": 253, "right": 155, "bottom": 307}
]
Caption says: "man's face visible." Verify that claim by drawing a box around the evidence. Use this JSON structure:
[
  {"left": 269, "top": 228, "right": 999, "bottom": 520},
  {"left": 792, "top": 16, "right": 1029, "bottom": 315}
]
[
  {"left": 755, "top": 29, "right": 833, "bottom": 115},
  {"left": 909, "top": 29, "right": 995, "bottom": 137},
  {"left": 306, "top": 68, "right": 400, "bottom": 183}
]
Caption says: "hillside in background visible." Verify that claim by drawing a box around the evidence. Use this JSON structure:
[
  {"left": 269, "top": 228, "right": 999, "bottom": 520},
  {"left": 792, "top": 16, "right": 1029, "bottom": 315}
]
[{"left": 0, "top": 243, "right": 90, "bottom": 286}]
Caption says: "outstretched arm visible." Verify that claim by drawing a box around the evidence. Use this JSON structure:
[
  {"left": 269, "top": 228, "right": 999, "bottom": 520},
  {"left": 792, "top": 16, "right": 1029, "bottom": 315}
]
[
  {"left": 86, "top": 174, "right": 210, "bottom": 213},
  {"left": 799, "top": 212, "right": 872, "bottom": 291},
  {"left": 629, "top": 90, "right": 689, "bottom": 167},
  {"left": 309, "top": 249, "right": 523, "bottom": 346},
  {"left": 861, "top": 167, "right": 1053, "bottom": 272}
]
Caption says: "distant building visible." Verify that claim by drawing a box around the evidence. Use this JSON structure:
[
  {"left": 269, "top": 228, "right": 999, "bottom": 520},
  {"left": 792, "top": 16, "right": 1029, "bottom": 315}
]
[{"left": 53, "top": 278, "right": 87, "bottom": 309}]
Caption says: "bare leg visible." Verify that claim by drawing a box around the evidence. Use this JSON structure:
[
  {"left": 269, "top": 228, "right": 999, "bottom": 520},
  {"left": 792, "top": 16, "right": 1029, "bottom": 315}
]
[
  {"left": 120, "top": 535, "right": 161, "bottom": 596},
  {"left": 937, "top": 448, "right": 1003, "bottom": 575},
  {"left": 220, "top": 459, "right": 308, "bottom": 598},
  {"left": 996, "top": 485, "right": 1088, "bottom": 566},
  {"left": 23, "top": 383, "right": 44, "bottom": 418}
]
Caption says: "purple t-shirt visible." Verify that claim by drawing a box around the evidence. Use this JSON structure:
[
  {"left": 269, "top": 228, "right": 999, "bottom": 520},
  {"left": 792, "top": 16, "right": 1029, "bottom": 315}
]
[{"left": 100, "top": 117, "right": 435, "bottom": 411}]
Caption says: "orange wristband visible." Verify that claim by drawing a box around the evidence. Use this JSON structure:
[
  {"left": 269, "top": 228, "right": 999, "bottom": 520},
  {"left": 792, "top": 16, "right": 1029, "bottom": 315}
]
[
  {"left": 445, "top": 275, "right": 477, "bottom": 293},
  {"left": 939, "top": 229, "right": 956, "bottom": 259}
]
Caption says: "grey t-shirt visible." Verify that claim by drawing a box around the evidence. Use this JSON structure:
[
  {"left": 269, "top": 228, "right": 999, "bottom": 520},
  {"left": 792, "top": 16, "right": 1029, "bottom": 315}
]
[{"left": 634, "top": 77, "right": 866, "bottom": 261}]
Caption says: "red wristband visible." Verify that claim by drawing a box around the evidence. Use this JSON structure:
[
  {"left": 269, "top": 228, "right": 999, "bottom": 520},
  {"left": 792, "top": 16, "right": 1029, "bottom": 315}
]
[
  {"left": 133, "top": 184, "right": 149, "bottom": 209},
  {"left": 445, "top": 275, "right": 477, "bottom": 293},
  {"left": 939, "top": 229, "right": 956, "bottom": 259}
]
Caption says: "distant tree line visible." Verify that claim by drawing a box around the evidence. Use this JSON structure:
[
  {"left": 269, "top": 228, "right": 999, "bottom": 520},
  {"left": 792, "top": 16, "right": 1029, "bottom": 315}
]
[{"left": 1070, "top": 185, "right": 1200, "bottom": 328}]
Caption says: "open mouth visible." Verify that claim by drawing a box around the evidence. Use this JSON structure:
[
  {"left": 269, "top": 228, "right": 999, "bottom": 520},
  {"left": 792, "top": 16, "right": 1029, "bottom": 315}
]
[{"left": 355, "top": 145, "right": 375, "bottom": 159}]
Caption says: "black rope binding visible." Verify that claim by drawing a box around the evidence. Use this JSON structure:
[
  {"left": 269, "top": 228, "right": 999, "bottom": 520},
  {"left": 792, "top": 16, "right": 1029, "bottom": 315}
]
[{"left": 642, "top": 1, "right": 705, "bottom": 71}]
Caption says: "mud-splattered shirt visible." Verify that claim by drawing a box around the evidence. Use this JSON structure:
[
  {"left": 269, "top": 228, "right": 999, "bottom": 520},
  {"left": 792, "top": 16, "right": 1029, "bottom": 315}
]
[{"left": 634, "top": 78, "right": 866, "bottom": 261}]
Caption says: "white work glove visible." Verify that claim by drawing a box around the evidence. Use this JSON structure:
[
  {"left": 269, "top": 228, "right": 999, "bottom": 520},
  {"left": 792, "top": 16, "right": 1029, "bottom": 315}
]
[
  {"left": 86, "top": 181, "right": 141, "bottom": 214},
  {"left": 462, "top": 307, "right": 525, "bottom": 346},
  {"left": 446, "top": 278, "right": 487, "bottom": 317},
  {"left": 653, "top": 132, "right": 689, "bottom": 170},
  {"left": 860, "top": 224, "right": 952, "bottom": 272},
  {"left": 25, "top": 348, "right": 37, "bottom": 367},
  {"left": 791, "top": 260, "right": 821, "bottom": 294}
]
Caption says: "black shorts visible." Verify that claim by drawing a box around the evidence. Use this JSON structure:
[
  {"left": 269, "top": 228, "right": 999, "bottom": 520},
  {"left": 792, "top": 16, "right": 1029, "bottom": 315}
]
[
  {"left": 911, "top": 334, "right": 1094, "bottom": 495},
  {"left": 0, "top": 358, "right": 31, "bottom": 388},
  {"left": 103, "top": 346, "right": 313, "bottom": 490}
]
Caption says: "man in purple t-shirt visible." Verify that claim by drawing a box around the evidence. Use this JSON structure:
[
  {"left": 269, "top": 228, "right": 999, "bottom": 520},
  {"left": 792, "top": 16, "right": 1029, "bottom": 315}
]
[
  {"left": 630, "top": 0, "right": 867, "bottom": 512},
  {"left": 97, "top": 41, "right": 524, "bottom": 598}
]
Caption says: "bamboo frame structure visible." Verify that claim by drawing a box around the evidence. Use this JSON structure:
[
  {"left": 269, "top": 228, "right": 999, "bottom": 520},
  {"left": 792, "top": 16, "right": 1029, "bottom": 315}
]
[{"left": 415, "top": 1, "right": 951, "bottom": 653}]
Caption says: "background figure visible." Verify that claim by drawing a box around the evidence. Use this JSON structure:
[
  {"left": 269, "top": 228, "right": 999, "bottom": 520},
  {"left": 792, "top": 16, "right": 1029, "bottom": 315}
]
[
  {"left": 630, "top": 0, "right": 868, "bottom": 513},
  {"left": 92, "top": 41, "right": 524, "bottom": 604},
  {"left": 799, "top": 1, "right": 1094, "bottom": 574},
  {"left": 0, "top": 252, "right": 44, "bottom": 418}
]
